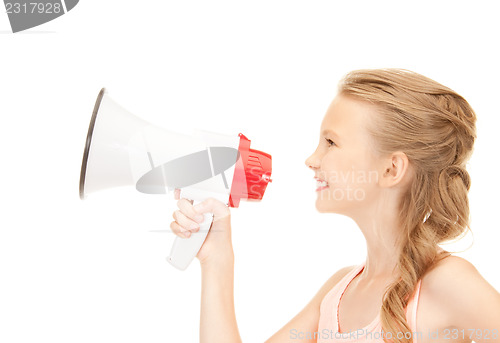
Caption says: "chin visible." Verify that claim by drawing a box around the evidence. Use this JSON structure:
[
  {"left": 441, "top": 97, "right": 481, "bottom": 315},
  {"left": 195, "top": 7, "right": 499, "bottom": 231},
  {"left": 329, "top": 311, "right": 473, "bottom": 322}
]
[
  {"left": 315, "top": 190, "right": 355, "bottom": 214},
  {"left": 315, "top": 198, "right": 340, "bottom": 213}
]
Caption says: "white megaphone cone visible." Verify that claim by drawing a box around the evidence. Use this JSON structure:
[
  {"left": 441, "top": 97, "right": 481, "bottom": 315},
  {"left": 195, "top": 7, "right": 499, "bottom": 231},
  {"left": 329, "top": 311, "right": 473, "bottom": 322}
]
[{"left": 80, "top": 89, "right": 272, "bottom": 270}]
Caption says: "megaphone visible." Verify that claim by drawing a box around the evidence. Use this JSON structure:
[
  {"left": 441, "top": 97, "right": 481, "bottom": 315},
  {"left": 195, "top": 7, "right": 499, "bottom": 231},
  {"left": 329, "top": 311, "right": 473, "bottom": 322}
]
[{"left": 79, "top": 88, "right": 272, "bottom": 270}]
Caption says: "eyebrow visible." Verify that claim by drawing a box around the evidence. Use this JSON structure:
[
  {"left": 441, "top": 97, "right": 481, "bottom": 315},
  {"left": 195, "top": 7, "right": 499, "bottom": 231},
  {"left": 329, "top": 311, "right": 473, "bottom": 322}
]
[{"left": 321, "top": 129, "right": 340, "bottom": 138}]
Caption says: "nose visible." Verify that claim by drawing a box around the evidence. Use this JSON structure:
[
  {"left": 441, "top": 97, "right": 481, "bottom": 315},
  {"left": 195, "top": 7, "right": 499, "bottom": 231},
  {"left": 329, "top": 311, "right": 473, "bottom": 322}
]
[{"left": 305, "top": 149, "right": 320, "bottom": 170}]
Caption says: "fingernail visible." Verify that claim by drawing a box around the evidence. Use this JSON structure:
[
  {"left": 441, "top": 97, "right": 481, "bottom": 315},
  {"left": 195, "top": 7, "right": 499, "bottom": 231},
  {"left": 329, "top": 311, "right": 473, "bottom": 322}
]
[
  {"left": 183, "top": 231, "right": 191, "bottom": 238},
  {"left": 195, "top": 214, "right": 204, "bottom": 223},
  {"left": 190, "top": 223, "right": 200, "bottom": 230}
]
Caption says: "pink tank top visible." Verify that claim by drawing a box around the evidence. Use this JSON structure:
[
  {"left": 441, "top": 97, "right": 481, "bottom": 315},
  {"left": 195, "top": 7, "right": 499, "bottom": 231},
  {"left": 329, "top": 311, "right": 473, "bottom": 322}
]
[{"left": 317, "top": 263, "right": 422, "bottom": 343}]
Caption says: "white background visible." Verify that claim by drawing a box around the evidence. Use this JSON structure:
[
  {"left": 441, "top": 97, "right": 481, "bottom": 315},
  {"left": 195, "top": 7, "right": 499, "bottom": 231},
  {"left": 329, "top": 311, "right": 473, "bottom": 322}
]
[{"left": 1, "top": 1, "right": 499, "bottom": 342}]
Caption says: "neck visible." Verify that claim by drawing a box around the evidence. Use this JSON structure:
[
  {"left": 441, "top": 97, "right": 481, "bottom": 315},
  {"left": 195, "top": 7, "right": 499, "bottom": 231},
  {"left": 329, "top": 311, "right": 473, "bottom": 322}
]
[
  {"left": 350, "top": 197, "right": 404, "bottom": 281},
  {"left": 360, "top": 223, "right": 402, "bottom": 281}
]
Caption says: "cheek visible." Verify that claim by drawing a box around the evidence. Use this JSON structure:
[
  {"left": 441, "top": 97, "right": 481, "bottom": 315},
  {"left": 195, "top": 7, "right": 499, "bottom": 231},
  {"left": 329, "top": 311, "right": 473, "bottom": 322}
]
[
  {"left": 320, "top": 154, "right": 355, "bottom": 185},
  {"left": 320, "top": 150, "right": 379, "bottom": 183},
  {"left": 316, "top": 153, "right": 380, "bottom": 206},
  {"left": 325, "top": 162, "right": 378, "bottom": 192}
]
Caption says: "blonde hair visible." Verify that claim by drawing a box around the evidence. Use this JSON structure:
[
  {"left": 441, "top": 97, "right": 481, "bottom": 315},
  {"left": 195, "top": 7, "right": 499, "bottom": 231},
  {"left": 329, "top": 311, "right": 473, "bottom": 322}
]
[{"left": 338, "top": 69, "right": 477, "bottom": 342}]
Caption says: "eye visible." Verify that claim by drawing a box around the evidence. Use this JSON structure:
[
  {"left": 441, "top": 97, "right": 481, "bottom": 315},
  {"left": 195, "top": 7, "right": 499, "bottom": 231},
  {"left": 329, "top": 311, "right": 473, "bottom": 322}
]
[{"left": 325, "top": 138, "right": 336, "bottom": 147}]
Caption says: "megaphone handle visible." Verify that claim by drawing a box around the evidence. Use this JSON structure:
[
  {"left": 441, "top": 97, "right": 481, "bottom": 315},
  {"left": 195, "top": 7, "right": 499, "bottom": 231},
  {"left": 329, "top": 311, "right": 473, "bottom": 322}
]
[{"left": 167, "top": 199, "right": 213, "bottom": 270}]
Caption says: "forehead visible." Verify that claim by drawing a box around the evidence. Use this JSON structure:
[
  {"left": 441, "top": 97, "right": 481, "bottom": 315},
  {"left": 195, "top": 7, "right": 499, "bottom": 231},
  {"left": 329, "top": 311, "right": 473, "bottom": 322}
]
[{"left": 320, "top": 95, "right": 376, "bottom": 140}]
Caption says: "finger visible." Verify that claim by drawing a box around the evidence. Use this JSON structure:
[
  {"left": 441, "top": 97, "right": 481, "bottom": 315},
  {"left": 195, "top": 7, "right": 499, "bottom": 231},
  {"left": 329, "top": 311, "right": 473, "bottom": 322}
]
[
  {"left": 193, "top": 197, "right": 230, "bottom": 221},
  {"left": 170, "top": 221, "right": 191, "bottom": 238},
  {"left": 177, "top": 198, "right": 205, "bottom": 224},
  {"left": 173, "top": 209, "right": 201, "bottom": 232},
  {"left": 174, "top": 189, "right": 194, "bottom": 205}
]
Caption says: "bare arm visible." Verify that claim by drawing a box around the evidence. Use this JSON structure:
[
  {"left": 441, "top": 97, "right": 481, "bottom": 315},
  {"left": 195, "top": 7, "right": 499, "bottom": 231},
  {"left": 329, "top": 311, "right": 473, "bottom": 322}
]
[
  {"left": 170, "top": 194, "right": 354, "bottom": 342},
  {"left": 200, "top": 251, "right": 241, "bottom": 343},
  {"left": 449, "top": 258, "right": 500, "bottom": 343},
  {"left": 426, "top": 256, "right": 500, "bottom": 343},
  {"left": 170, "top": 195, "right": 242, "bottom": 343}
]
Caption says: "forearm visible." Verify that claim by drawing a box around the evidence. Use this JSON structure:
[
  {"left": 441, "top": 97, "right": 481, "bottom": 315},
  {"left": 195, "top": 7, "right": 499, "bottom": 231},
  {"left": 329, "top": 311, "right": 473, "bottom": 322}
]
[{"left": 200, "top": 252, "right": 242, "bottom": 343}]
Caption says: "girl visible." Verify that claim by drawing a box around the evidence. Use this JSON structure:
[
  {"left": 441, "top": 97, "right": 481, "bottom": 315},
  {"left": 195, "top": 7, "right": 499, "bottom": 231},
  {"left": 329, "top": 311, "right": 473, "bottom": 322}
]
[{"left": 170, "top": 69, "right": 500, "bottom": 343}]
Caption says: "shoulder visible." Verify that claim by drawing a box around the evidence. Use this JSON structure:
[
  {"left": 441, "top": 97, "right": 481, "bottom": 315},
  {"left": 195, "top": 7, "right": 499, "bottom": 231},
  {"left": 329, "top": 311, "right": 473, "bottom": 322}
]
[
  {"left": 423, "top": 255, "right": 479, "bottom": 288},
  {"left": 328, "top": 265, "right": 357, "bottom": 285},
  {"left": 264, "top": 265, "right": 358, "bottom": 342},
  {"left": 326, "top": 265, "right": 357, "bottom": 290},
  {"left": 420, "top": 255, "right": 500, "bottom": 329},
  {"left": 422, "top": 255, "right": 493, "bottom": 297},
  {"left": 311, "top": 265, "right": 357, "bottom": 305}
]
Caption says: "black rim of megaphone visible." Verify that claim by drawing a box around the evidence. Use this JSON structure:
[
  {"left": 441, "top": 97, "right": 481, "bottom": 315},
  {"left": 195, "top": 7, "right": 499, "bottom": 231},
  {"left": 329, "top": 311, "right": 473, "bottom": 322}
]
[{"left": 79, "top": 88, "right": 106, "bottom": 199}]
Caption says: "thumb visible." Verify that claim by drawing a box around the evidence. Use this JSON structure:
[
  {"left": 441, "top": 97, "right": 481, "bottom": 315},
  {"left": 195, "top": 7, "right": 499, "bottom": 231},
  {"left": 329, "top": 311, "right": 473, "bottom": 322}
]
[{"left": 193, "top": 198, "right": 230, "bottom": 221}]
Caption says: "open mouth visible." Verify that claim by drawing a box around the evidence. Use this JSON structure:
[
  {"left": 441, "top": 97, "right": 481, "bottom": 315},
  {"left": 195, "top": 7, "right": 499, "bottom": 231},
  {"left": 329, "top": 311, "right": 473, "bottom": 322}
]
[{"left": 315, "top": 178, "right": 329, "bottom": 191}]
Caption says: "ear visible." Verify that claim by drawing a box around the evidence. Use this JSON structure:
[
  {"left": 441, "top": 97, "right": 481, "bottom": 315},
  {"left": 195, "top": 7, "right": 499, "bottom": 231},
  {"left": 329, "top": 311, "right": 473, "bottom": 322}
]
[{"left": 379, "top": 151, "right": 412, "bottom": 188}]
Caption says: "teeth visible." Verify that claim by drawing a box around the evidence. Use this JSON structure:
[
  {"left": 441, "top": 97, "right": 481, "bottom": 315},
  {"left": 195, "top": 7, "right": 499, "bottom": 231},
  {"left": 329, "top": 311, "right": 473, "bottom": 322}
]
[{"left": 316, "top": 180, "right": 328, "bottom": 188}]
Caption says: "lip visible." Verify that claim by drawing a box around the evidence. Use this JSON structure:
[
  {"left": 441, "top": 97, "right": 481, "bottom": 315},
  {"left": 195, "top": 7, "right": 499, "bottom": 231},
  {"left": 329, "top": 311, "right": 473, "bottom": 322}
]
[{"left": 314, "top": 177, "right": 329, "bottom": 192}]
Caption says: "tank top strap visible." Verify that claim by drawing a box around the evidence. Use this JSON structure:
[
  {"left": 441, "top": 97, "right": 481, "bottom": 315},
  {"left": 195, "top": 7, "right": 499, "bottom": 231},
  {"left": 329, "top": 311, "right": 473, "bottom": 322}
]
[
  {"left": 319, "top": 263, "right": 366, "bottom": 333},
  {"left": 406, "top": 278, "right": 422, "bottom": 343},
  {"left": 333, "top": 263, "right": 366, "bottom": 331}
]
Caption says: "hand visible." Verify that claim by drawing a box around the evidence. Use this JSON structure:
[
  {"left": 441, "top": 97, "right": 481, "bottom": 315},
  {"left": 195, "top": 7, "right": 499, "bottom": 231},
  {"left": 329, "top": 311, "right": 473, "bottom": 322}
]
[{"left": 170, "top": 189, "right": 234, "bottom": 266}]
